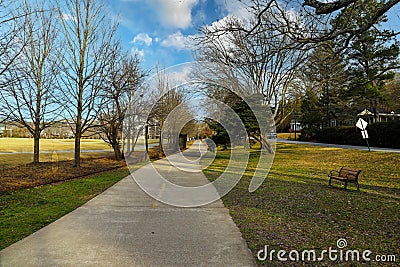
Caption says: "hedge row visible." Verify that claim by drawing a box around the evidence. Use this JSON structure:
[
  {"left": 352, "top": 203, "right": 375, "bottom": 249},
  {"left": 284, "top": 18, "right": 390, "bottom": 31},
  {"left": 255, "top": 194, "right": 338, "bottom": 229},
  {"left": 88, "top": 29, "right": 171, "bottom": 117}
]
[{"left": 314, "top": 120, "right": 400, "bottom": 149}]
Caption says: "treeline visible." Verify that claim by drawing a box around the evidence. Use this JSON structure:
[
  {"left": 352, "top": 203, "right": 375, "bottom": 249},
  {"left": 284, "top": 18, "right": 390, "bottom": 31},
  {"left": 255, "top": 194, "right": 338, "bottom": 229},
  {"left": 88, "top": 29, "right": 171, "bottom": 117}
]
[
  {"left": 0, "top": 0, "right": 146, "bottom": 165},
  {"left": 191, "top": 0, "right": 399, "bottom": 146},
  {"left": 297, "top": 1, "right": 400, "bottom": 136},
  {"left": 0, "top": 0, "right": 191, "bottom": 166}
]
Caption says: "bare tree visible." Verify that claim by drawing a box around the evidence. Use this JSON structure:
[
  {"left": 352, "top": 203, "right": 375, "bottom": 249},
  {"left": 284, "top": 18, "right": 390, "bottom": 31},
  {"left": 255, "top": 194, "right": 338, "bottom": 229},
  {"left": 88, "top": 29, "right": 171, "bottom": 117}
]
[
  {"left": 123, "top": 90, "right": 149, "bottom": 157},
  {"left": 304, "top": 0, "right": 399, "bottom": 17},
  {"left": 57, "top": 0, "right": 117, "bottom": 167},
  {"left": 98, "top": 49, "right": 146, "bottom": 160},
  {"left": 149, "top": 67, "right": 185, "bottom": 153},
  {"left": 194, "top": 14, "right": 307, "bottom": 128},
  {"left": 0, "top": 0, "right": 60, "bottom": 163},
  {"left": 234, "top": 0, "right": 399, "bottom": 51},
  {"left": 0, "top": 0, "right": 26, "bottom": 79}
]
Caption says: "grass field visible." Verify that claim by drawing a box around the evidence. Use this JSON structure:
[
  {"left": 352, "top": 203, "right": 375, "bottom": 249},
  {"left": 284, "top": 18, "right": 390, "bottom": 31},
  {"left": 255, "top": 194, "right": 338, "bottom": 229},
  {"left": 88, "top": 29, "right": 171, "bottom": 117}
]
[
  {"left": 0, "top": 138, "right": 111, "bottom": 167},
  {"left": 0, "top": 138, "right": 110, "bottom": 152},
  {"left": 0, "top": 168, "right": 130, "bottom": 250},
  {"left": 204, "top": 143, "right": 399, "bottom": 266},
  {"left": 0, "top": 137, "right": 157, "bottom": 167},
  {"left": 276, "top": 132, "right": 302, "bottom": 139}
]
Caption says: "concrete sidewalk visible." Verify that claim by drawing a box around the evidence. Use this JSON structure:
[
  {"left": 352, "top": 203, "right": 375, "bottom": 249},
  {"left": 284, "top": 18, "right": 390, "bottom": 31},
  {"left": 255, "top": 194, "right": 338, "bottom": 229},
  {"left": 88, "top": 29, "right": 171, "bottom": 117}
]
[{"left": 0, "top": 141, "right": 255, "bottom": 267}]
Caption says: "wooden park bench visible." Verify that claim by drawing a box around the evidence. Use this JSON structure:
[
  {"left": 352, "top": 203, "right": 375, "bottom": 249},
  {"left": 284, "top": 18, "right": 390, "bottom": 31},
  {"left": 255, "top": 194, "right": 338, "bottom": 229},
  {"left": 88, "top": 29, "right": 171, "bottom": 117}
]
[{"left": 328, "top": 167, "right": 361, "bottom": 190}]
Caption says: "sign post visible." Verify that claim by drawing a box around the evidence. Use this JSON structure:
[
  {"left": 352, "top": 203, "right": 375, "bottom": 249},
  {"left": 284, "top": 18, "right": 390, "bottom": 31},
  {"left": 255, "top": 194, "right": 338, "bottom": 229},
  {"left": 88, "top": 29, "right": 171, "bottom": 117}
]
[{"left": 356, "top": 118, "right": 370, "bottom": 151}]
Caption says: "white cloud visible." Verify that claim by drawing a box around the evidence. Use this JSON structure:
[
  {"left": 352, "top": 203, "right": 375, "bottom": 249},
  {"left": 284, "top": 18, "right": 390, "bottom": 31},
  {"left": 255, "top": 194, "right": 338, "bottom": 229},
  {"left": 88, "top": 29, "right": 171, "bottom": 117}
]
[
  {"left": 148, "top": 0, "right": 199, "bottom": 29},
  {"left": 62, "top": 13, "right": 76, "bottom": 22},
  {"left": 168, "top": 65, "right": 193, "bottom": 84},
  {"left": 131, "top": 48, "right": 145, "bottom": 59},
  {"left": 131, "top": 33, "right": 153, "bottom": 46},
  {"left": 204, "top": 1, "right": 255, "bottom": 34},
  {"left": 160, "top": 31, "right": 190, "bottom": 50},
  {"left": 214, "top": 0, "right": 253, "bottom": 21}
]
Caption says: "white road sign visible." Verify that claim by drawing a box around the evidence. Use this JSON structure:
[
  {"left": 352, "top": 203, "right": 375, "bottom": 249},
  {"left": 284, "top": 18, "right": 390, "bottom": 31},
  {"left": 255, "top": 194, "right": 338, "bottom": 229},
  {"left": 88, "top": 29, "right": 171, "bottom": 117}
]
[
  {"left": 356, "top": 118, "right": 368, "bottom": 130},
  {"left": 361, "top": 130, "right": 369, "bottom": 139}
]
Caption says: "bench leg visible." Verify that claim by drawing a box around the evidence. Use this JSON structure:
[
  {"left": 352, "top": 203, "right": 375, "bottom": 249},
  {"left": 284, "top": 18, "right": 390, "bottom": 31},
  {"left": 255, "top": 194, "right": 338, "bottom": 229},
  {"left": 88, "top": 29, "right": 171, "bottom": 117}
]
[
  {"left": 328, "top": 177, "right": 332, "bottom": 186},
  {"left": 344, "top": 181, "right": 347, "bottom": 190},
  {"left": 356, "top": 182, "right": 360, "bottom": 191}
]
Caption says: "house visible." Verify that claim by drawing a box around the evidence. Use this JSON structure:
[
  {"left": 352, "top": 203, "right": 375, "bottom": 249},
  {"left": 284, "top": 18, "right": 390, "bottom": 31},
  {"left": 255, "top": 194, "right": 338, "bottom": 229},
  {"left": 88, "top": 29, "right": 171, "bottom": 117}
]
[{"left": 357, "top": 108, "right": 400, "bottom": 124}]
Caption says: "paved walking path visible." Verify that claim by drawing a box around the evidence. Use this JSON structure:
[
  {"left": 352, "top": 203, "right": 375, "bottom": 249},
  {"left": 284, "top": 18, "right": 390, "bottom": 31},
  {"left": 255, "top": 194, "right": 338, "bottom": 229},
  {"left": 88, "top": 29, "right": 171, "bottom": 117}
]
[
  {"left": 0, "top": 141, "right": 254, "bottom": 267},
  {"left": 277, "top": 138, "right": 400, "bottom": 153}
]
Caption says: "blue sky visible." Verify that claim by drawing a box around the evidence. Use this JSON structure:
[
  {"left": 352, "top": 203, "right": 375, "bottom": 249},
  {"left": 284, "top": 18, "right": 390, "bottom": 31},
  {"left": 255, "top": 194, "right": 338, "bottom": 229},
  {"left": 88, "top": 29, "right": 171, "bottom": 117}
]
[
  {"left": 104, "top": 0, "right": 400, "bottom": 72},
  {"left": 104, "top": 0, "right": 235, "bottom": 71}
]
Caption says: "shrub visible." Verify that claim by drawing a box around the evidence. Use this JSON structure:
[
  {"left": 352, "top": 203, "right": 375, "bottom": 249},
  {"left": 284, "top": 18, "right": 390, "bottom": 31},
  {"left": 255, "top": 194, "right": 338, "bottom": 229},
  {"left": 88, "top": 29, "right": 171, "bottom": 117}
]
[
  {"left": 316, "top": 126, "right": 363, "bottom": 145},
  {"left": 315, "top": 120, "right": 400, "bottom": 148},
  {"left": 299, "top": 127, "right": 317, "bottom": 141},
  {"left": 368, "top": 120, "right": 400, "bottom": 148}
]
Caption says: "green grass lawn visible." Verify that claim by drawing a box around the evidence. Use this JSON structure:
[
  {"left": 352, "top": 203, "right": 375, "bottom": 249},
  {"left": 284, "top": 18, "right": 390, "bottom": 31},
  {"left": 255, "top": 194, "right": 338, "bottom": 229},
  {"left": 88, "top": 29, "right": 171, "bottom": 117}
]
[
  {"left": 0, "top": 168, "right": 130, "bottom": 250},
  {"left": 204, "top": 143, "right": 399, "bottom": 266}
]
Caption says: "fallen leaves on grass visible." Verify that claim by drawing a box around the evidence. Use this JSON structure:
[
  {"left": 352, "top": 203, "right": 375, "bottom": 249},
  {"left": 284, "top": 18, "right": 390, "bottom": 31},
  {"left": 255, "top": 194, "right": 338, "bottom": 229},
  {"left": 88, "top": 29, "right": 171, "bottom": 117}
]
[{"left": 0, "top": 157, "right": 126, "bottom": 192}]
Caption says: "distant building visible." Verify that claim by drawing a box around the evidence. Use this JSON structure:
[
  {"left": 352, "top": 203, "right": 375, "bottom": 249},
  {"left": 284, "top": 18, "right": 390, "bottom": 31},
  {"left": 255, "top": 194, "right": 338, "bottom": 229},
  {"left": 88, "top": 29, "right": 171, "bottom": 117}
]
[
  {"left": 289, "top": 120, "right": 303, "bottom": 131},
  {"left": 357, "top": 109, "right": 400, "bottom": 124},
  {"left": 0, "top": 123, "right": 12, "bottom": 136},
  {"left": 148, "top": 123, "right": 160, "bottom": 140},
  {"left": 0, "top": 119, "right": 101, "bottom": 139}
]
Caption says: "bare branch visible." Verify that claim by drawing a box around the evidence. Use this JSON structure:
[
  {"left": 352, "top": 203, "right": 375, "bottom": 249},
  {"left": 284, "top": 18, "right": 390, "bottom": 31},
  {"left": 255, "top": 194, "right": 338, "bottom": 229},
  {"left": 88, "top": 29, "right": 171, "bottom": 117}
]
[{"left": 303, "top": 0, "right": 356, "bottom": 15}]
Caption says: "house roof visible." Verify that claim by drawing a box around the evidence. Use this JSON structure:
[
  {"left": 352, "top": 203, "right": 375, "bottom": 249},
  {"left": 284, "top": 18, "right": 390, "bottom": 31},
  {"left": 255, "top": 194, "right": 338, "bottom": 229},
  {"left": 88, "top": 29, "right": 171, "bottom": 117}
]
[{"left": 357, "top": 109, "right": 373, "bottom": 116}]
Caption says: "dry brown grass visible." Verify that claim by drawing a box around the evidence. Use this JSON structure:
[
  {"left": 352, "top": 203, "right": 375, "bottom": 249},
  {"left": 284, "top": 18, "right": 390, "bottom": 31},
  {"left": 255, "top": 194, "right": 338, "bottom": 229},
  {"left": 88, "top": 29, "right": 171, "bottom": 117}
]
[
  {"left": 0, "top": 146, "right": 167, "bottom": 192},
  {"left": 0, "top": 138, "right": 110, "bottom": 152},
  {"left": 0, "top": 156, "right": 127, "bottom": 192}
]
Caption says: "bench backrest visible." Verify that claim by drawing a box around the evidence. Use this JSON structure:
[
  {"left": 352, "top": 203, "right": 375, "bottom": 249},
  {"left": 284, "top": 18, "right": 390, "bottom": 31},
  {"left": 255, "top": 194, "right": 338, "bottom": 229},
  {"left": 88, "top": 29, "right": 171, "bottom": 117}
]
[{"left": 339, "top": 167, "right": 361, "bottom": 180}]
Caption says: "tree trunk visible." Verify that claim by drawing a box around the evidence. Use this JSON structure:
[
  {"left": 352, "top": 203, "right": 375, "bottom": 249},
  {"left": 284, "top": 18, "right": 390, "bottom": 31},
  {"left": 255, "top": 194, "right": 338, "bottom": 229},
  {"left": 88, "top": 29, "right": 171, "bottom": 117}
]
[
  {"left": 74, "top": 127, "right": 81, "bottom": 167},
  {"left": 33, "top": 131, "right": 40, "bottom": 164},
  {"left": 112, "top": 143, "right": 122, "bottom": 161},
  {"left": 252, "top": 135, "right": 274, "bottom": 154},
  {"left": 74, "top": 88, "right": 83, "bottom": 167},
  {"left": 158, "top": 123, "right": 164, "bottom": 154},
  {"left": 261, "top": 138, "right": 274, "bottom": 154},
  {"left": 34, "top": 82, "right": 42, "bottom": 164},
  {"left": 126, "top": 124, "right": 131, "bottom": 155},
  {"left": 145, "top": 124, "right": 149, "bottom": 153},
  {"left": 373, "top": 100, "right": 380, "bottom": 123}
]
